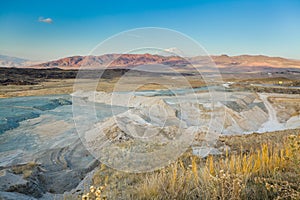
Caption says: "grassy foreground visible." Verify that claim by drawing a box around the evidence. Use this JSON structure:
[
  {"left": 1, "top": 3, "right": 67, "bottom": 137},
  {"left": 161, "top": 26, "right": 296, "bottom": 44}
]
[{"left": 76, "top": 130, "right": 300, "bottom": 200}]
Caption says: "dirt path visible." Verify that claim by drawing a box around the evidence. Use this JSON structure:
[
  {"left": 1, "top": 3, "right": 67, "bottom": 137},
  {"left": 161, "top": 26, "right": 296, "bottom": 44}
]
[{"left": 257, "top": 93, "right": 284, "bottom": 132}]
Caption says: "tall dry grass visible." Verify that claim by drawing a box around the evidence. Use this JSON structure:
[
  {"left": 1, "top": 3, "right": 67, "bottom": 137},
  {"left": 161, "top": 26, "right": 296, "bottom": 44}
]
[
  {"left": 81, "top": 134, "right": 300, "bottom": 200},
  {"left": 132, "top": 134, "right": 300, "bottom": 200}
]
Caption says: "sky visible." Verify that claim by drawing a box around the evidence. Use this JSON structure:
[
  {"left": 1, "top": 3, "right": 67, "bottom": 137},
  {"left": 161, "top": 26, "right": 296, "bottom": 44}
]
[{"left": 1, "top": 0, "right": 300, "bottom": 60}]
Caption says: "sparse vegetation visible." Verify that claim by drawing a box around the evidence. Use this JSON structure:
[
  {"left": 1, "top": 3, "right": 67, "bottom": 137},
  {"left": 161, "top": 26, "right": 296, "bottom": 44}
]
[
  {"left": 81, "top": 132, "right": 300, "bottom": 200},
  {"left": 81, "top": 185, "right": 107, "bottom": 200},
  {"left": 10, "top": 161, "right": 37, "bottom": 179},
  {"left": 132, "top": 134, "right": 300, "bottom": 200}
]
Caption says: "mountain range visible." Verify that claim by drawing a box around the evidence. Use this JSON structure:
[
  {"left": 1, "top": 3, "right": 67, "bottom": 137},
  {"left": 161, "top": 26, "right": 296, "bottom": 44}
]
[{"left": 1, "top": 54, "right": 300, "bottom": 72}]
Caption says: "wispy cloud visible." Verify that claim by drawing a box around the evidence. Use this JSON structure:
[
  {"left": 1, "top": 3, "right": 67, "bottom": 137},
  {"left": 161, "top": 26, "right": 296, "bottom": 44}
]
[
  {"left": 38, "top": 17, "right": 53, "bottom": 24},
  {"left": 163, "top": 47, "right": 187, "bottom": 56}
]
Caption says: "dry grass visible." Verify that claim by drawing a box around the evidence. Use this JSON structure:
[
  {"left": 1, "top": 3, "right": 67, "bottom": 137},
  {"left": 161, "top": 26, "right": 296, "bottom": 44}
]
[
  {"left": 81, "top": 132, "right": 300, "bottom": 200},
  {"left": 10, "top": 161, "right": 37, "bottom": 179},
  {"left": 132, "top": 134, "right": 300, "bottom": 200}
]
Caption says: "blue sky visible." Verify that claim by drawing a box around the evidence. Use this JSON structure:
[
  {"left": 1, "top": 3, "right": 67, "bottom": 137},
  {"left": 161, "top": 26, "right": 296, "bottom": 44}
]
[{"left": 1, "top": 0, "right": 300, "bottom": 60}]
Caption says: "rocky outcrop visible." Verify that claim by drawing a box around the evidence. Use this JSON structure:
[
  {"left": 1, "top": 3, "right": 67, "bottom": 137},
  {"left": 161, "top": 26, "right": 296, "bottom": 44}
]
[
  {"left": 0, "top": 95, "right": 100, "bottom": 199},
  {"left": 73, "top": 91, "right": 275, "bottom": 137},
  {"left": 221, "top": 93, "right": 269, "bottom": 134},
  {"left": 0, "top": 140, "right": 98, "bottom": 199},
  {"left": 0, "top": 168, "right": 45, "bottom": 198}
]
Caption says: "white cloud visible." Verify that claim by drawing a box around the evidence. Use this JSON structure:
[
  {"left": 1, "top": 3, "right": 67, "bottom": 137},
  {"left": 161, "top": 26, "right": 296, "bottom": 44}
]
[
  {"left": 164, "top": 47, "right": 185, "bottom": 56},
  {"left": 155, "top": 47, "right": 187, "bottom": 57},
  {"left": 38, "top": 17, "right": 53, "bottom": 24}
]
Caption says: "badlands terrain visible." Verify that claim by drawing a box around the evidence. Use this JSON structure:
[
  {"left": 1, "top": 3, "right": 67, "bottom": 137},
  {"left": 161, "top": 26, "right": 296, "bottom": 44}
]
[{"left": 0, "top": 54, "right": 299, "bottom": 199}]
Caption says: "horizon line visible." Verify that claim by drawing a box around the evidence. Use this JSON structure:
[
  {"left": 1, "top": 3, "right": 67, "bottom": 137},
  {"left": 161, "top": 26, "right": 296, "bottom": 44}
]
[{"left": 1, "top": 53, "right": 299, "bottom": 62}]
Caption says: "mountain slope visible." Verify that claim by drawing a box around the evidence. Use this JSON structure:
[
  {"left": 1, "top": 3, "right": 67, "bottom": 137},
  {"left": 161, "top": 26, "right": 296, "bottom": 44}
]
[
  {"left": 23, "top": 54, "right": 300, "bottom": 72},
  {"left": 211, "top": 54, "right": 300, "bottom": 68},
  {"left": 30, "top": 54, "right": 188, "bottom": 69},
  {"left": 0, "top": 55, "right": 42, "bottom": 68},
  {"left": 0, "top": 55, "right": 29, "bottom": 67}
]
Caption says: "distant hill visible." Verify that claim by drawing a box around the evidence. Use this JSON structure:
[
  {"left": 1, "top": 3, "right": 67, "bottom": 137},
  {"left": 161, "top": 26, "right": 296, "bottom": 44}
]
[
  {"left": 30, "top": 54, "right": 189, "bottom": 69},
  {"left": 5, "top": 53, "right": 300, "bottom": 73},
  {"left": 0, "top": 55, "right": 29, "bottom": 67},
  {"left": 0, "top": 55, "right": 42, "bottom": 68},
  {"left": 211, "top": 54, "right": 300, "bottom": 69}
]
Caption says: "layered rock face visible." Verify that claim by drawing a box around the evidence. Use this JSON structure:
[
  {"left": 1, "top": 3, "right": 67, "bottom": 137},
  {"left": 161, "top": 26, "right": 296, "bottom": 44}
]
[
  {"left": 72, "top": 90, "right": 279, "bottom": 171},
  {"left": 0, "top": 95, "right": 99, "bottom": 199},
  {"left": 78, "top": 91, "right": 271, "bottom": 139},
  {"left": 78, "top": 90, "right": 299, "bottom": 149}
]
